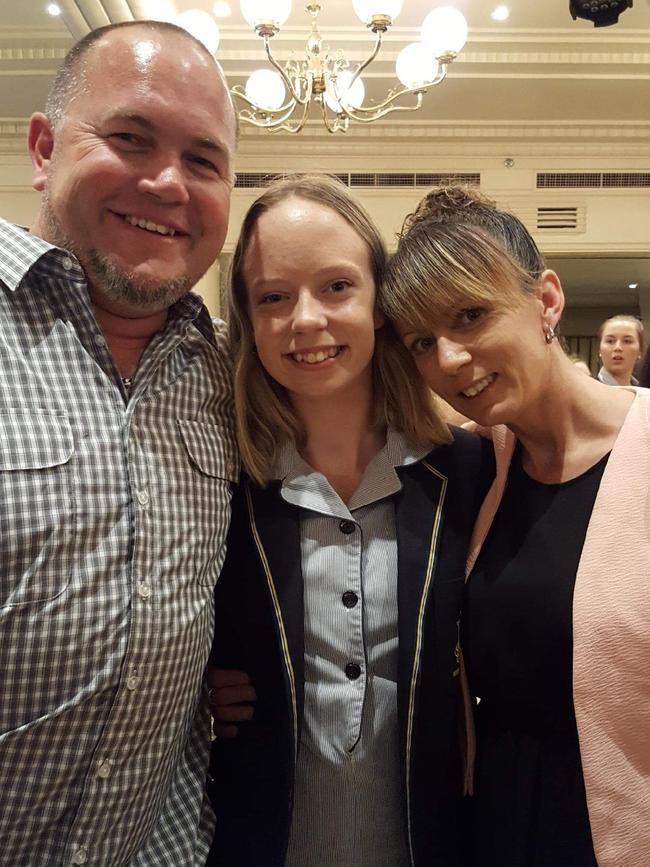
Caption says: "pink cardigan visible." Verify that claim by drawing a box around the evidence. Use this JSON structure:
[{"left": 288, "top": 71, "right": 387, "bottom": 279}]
[{"left": 462, "top": 389, "right": 650, "bottom": 866}]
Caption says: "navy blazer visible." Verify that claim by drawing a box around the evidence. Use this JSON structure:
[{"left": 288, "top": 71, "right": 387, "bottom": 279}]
[{"left": 207, "top": 427, "right": 493, "bottom": 867}]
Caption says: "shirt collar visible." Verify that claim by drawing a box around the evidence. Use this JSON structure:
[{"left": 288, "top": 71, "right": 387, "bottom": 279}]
[
  {"left": 598, "top": 366, "right": 639, "bottom": 387},
  {"left": 0, "top": 218, "right": 217, "bottom": 346},
  {"left": 0, "top": 218, "right": 84, "bottom": 291},
  {"left": 274, "top": 429, "right": 430, "bottom": 518}
]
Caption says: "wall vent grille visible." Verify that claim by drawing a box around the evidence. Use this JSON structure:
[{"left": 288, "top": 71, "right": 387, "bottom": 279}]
[
  {"left": 537, "top": 172, "right": 650, "bottom": 189},
  {"left": 537, "top": 206, "right": 580, "bottom": 231},
  {"left": 234, "top": 172, "right": 480, "bottom": 189},
  {"left": 499, "top": 198, "right": 586, "bottom": 235}
]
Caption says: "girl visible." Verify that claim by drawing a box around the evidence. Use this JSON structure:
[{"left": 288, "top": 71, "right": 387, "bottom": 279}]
[{"left": 206, "top": 176, "right": 492, "bottom": 867}]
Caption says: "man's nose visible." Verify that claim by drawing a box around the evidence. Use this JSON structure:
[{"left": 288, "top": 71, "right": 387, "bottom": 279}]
[
  {"left": 138, "top": 160, "right": 190, "bottom": 205},
  {"left": 437, "top": 336, "right": 471, "bottom": 373}
]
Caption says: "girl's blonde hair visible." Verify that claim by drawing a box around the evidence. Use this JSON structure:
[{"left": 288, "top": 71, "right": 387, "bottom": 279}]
[
  {"left": 227, "top": 174, "right": 450, "bottom": 485},
  {"left": 383, "top": 186, "right": 546, "bottom": 330}
]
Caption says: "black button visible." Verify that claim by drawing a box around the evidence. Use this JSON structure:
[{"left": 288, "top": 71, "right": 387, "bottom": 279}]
[
  {"left": 339, "top": 520, "right": 355, "bottom": 535},
  {"left": 345, "top": 662, "right": 361, "bottom": 680},
  {"left": 342, "top": 591, "right": 358, "bottom": 609}
]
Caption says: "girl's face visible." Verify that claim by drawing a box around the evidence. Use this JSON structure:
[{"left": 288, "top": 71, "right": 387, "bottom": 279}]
[
  {"left": 243, "top": 197, "right": 383, "bottom": 412},
  {"left": 396, "top": 273, "right": 562, "bottom": 429},
  {"left": 599, "top": 320, "right": 641, "bottom": 383}
]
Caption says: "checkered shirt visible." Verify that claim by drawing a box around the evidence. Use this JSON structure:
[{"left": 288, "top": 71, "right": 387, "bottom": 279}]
[{"left": 0, "top": 218, "right": 238, "bottom": 866}]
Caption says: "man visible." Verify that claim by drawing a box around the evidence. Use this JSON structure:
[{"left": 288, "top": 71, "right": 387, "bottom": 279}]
[{"left": 0, "top": 21, "right": 238, "bottom": 866}]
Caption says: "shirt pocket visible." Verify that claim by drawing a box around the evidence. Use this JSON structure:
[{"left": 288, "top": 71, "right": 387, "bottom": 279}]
[
  {"left": 177, "top": 419, "right": 238, "bottom": 586},
  {"left": 0, "top": 408, "right": 76, "bottom": 606}
]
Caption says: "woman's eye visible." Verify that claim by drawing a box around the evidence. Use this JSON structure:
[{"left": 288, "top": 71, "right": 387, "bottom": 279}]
[
  {"left": 460, "top": 307, "right": 483, "bottom": 324},
  {"left": 409, "top": 336, "right": 435, "bottom": 356}
]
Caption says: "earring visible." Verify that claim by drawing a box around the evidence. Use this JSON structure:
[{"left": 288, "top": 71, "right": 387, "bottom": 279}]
[{"left": 544, "top": 324, "right": 556, "bottom": 345}]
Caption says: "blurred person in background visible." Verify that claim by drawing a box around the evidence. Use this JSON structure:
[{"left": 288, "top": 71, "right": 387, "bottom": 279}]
[{"left": 597, "top": 314, "right": 643, "bottom": 385}]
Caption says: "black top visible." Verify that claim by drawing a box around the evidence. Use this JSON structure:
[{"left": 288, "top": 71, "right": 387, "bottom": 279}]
[{"left": 462, "top": 444, "right": 609, "bottom": 867}]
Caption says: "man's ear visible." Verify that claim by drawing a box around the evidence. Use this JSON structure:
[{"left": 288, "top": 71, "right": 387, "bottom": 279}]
[
  {"left": 537, "top": 269, "right": 565, "bottom": 332},
  {"left": 28, "top": 112, "right": 55, "bottom": 192}
]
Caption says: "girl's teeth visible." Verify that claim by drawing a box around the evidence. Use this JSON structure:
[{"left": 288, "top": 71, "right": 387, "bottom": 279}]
[{"left": 294, "top": 347, "right": 339, "bottom": 364}]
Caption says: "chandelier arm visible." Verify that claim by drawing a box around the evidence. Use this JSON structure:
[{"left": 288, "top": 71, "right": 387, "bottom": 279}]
[
  {"left": 319, "top": 98, "right": 349, "bottom": 134},
  {"left": 339, "top": 91, "right": 425, "bottom": 124},
  {"left": 262, "top": 36, "right": 310, "bottom": 105},
  {"left": 269, "top": 97, "right": 312, "bottom": 134},
  {"left": 231, "top": 85, "right": 299, "bottom": 118},
  {"left": 345, "top": 28, "right": 383, "bottom": 93},
  {"left": 338, "top": 65, "right": 448, "bottom": 118}
]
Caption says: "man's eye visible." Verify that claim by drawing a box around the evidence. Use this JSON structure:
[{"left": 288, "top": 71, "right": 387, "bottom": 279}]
[
  {"left": 109, "top": 132, "right": 144, "bottom": 147},
  {"left": 188, "top": 155, "right": 218, "bottom": 172}
]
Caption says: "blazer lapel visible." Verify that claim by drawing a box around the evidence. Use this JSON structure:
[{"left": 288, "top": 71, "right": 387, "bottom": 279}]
[{"left": 246, "top": 481, "right": 305, "bottom": 736}]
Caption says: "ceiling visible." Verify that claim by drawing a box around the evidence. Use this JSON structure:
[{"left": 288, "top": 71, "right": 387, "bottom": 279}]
[
  {"left": 3, "top": 0, "right": 650, "bottom": 136},
  {"left": 1, "top": 0, "right": 649, "bottom": 309}
]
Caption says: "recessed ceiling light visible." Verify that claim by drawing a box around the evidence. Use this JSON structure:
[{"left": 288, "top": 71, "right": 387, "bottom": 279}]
[
  {"left": 46, "top": 3, "right": 61, "bottom": 15},
  {"left": 491, "top": 5, "right": 510, "bottom": 21},
  {"left": 213, "top": 1, "right": 232, "bottom": 16},
  {"left": 629, "top": 283, "right": 639, "bottom": 289}
]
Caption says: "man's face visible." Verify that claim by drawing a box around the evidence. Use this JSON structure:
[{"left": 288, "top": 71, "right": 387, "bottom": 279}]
[{"left": 30, "top": 28, "right": 237, "bottom": 314}]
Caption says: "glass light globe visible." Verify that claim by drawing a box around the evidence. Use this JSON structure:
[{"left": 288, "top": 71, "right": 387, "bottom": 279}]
[
  {"left": 324, "top": 70, "right": 365, "bottom": 113},
  {"left": 352, "top": 0, "right": 403, "bottom": 24},
  {"left": 396, "top": 42, "right": 439, "bottom": 88},
  {"left": 141, "top": 0, "right": 179, "bottom": 22},
  {"left": 244, "top": 69, "right": 287, "bottom": 110},
  {"left": 174, "top": 10, "right": 220, "bottom": 55},
  {"left": 241, "top": 0, "right": 292, "bottom": 28},
  {"left": 421, "top": 6, "right": 468, "bottom": 59}
]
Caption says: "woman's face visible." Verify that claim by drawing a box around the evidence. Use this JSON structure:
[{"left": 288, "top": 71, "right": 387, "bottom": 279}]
[
  {"left": 242, "top": 196, "right": 382, "bottom": 412},
  {"left": 599, "top": 320, "right": 641, "bottom": 383},
  {"left": 396, "top": 276, "right": 558, "bottom": 428}
]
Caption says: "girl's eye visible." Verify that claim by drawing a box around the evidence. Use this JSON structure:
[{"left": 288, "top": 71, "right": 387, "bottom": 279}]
[
  {"left": 409, "top": 336, "right": 435, "bottom": 356},
  {"left": 259, "top": 292, "right": 284, "bottom": 305},
  {"left": 327, "top": 280, "right": 351, "bottom": 294}
]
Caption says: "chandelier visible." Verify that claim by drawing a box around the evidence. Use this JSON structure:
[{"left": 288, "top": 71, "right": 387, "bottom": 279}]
[{"left": 233, "top": 1, "right": 468, "bottom": 134}]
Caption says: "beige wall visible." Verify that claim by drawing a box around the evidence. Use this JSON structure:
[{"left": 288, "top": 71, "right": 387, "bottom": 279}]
[{"left": 2, "top": 147, "right": 648, "bottom": 325}]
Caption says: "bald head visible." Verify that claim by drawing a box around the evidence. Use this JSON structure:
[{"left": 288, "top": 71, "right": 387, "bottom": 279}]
[
  {"left": 29, "top": 20, "right": 237, "bottom": 315},
  {"left": 46, "top": 20, "right": 235, "bottom": 135}
]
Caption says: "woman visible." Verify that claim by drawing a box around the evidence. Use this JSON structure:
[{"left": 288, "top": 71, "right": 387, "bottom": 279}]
[
  {"left": 597, "top": 314, "right": 644, "bottom": 386},
  {"left": 382, "top": 187, "right": 650, "bottom": 867},
  {"left": 206, "top": 176, "right": 493, "bottom": 867}
]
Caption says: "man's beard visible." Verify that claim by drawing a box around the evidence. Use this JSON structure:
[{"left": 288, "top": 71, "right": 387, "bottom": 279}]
[{"left": 41, "top": 193, "right": 193, "bottom": 312}]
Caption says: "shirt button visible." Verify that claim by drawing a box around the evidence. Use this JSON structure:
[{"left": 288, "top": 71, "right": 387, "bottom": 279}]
[
  {"left": 61, "top": 256, "right": 74, "bottom": 271},
  {"left": 342, "top": 591, "right": 358, "bottom": 608},
  {"left": 138, "top": 581, "right": 151, "bottom": 600},
  {"left": 70, "top": 849, "right": 88, "bottom": 865},
  {"left": 126, "top": 666, "right": 140, "bottom": 690},
  {"left": 96, "top": 758, "right": 113, "bottom": 779},
  {"left": 137, "top": 489, "right": 150, "bottom": 506},
  {"left": 345, "top": 662, "right": 361, "bottom": 680},
  {"left": 339, "top": 519, "right": 356, "bottom": 535},
  {"left": 94, "top": 332, "right": 106, "bottom": 346}
]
